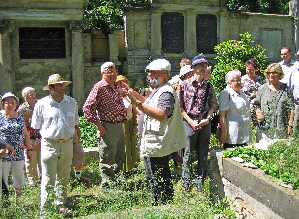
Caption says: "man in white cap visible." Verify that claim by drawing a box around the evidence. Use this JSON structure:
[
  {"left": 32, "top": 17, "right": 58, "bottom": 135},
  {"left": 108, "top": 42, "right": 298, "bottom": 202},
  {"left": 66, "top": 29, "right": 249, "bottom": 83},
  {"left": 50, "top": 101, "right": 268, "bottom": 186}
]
[
  {"left": 31, "top": 74, "right": 79, "bottom": 215},
  {"left": 83, "top": 62, "right": 126, "bottom": 192},
  {"left": 128, "top": 58, "right": 187, "bottom": 205}
]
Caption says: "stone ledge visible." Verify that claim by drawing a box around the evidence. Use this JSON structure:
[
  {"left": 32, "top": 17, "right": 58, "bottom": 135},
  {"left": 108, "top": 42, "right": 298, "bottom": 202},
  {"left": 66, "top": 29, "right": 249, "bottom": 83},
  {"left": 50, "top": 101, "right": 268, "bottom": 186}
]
[
  {"left": 83, "top": 147, "right": 99, "bottom": 165},
  {"left": 210, "top": 150, "right": 299, "bottom": 219}
]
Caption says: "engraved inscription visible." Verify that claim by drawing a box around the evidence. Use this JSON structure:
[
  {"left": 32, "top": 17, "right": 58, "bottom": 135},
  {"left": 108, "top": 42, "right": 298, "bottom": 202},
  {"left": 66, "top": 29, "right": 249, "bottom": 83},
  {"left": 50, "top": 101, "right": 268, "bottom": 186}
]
[
  {"left": 161, "top": 12, "right": 184, "bottom": 53},
  {"left": 19, "top": 27, "right": 66, "bottom": 59},
  {"left": 196, "top": 14, "right": 217, "bottom": 54}
]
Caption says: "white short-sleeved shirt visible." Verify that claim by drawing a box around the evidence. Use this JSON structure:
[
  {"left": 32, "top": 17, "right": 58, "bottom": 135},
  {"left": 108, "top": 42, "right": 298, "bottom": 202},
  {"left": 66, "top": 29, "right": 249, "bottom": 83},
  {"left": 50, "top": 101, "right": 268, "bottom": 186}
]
[
  {"left": 123, "top": 96, "right": 133, "bottom": 120},
  {"left": 219, "top": 86, "right": 252, "bottom": 144},
  {"left": 31, "top": 95, "right": 79, "bottom": 140}
]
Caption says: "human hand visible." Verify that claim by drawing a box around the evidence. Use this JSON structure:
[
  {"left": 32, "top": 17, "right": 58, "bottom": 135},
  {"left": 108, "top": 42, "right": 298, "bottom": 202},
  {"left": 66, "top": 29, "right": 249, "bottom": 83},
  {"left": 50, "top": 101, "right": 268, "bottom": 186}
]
[
  {"left": 98, "top": 124, "right": 107, "bottom": 137},
  {"left": 198, "top": 119, "right": 209, "bottom": 128},
  {"left": 26, "top": 151, "right": 32, "bottom": 161},
  {"left": 5, "top": 143, "right": 15, "bottom": 157},
  {"left": 191, "top": 120, "right": 202, "bottom": 130},
  {"left": 0, "top": 150, "right": 6, "bottom": 159}
]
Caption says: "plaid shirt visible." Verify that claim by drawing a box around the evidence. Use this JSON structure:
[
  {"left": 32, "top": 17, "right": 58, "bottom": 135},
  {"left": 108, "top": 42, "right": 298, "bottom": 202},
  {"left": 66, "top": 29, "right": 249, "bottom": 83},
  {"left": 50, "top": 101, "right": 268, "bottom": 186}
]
[
  {"left": 179, "top": 78, "right": 217, "bottom": 116},
  {"left": 83, "top": 79, "right": 126, "bottom": 123}
]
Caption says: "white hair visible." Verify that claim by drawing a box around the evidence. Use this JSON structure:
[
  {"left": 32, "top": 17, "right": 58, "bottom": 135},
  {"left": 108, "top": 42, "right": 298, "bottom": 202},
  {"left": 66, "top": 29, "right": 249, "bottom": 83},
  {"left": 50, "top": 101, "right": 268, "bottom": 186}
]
[
  {"left": 22, "top": 87, "right": 35, "bottom": 98},
  {"left": 225, "top": 70, "right": 241, "bottom": 83}
]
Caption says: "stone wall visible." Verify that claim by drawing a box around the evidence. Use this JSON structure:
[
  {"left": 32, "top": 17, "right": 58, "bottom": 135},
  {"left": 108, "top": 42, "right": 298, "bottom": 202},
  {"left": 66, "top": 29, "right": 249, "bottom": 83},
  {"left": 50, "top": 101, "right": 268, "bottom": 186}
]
[
  {"left": 0, "top": 0, "right": 88, "bottom": 107},
  {"left": 124, "top": 1, "right": 295, "bottom": 88},
  {"left": 0, "top": 0, "right": 297, "bottom": 106},
  {"left": 210, "top": 150, "right": 299, "bottom": 219}
]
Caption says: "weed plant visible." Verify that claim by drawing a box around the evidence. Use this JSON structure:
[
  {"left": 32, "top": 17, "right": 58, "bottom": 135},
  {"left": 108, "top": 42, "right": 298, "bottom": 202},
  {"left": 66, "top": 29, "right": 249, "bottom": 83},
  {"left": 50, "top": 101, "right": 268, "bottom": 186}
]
[
  {"left": 223, "top": 139, "right": 299, "bottom": 189},
  {"left": 0, "top": 159, "right": 237, "bottom": 219}
]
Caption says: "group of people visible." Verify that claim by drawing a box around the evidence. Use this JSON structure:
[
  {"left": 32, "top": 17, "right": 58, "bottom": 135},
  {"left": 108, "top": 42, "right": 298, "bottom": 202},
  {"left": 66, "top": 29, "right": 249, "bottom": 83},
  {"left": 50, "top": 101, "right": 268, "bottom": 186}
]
[
  {"left": 1, "top": 45, "right": 299, "bottom": 214},
  {"left": 219, "top": 47, "right": 298, "bottom": 149},
  {"left": 0, "top": 74, "right": 89, "bottom": 215}
]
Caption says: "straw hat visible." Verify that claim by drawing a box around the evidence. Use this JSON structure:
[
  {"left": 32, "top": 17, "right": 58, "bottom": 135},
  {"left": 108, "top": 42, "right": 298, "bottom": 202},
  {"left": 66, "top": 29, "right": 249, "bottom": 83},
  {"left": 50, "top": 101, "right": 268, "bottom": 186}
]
[
  {"left": 116, "top": 75, "right": 128, "bottom": 82},
  {"left": 43, "top": 74, "right": 72, "bottom": 90}
]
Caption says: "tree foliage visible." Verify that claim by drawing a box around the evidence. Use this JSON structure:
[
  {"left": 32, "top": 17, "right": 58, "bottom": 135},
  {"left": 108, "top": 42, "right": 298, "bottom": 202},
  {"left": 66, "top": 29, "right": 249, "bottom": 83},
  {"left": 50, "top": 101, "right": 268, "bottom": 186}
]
[
  {"left": 84, "top": 1, "right": 290, "bottom": 32},
  {"left": 227, "top": 0, "right": 290, "bottom": 14},
  {"left": 83, "top": 0, "right": 148, "bottom": 34},
  {"left": 209, "top": 32, "right": 268, "bottom": 96}
]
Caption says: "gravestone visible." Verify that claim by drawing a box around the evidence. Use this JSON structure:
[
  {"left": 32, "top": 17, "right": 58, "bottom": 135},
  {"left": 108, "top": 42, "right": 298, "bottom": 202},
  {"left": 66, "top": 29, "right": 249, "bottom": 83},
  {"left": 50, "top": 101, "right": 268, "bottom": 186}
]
[
  {"left": 196, "top": 14, "right": 217, "bottom": 54},
  {"left": 19, "top": 27, "right": 66, "bottom": 59},
  {"left": 161, "top": 12, "right": 184, "bottom": 53}
]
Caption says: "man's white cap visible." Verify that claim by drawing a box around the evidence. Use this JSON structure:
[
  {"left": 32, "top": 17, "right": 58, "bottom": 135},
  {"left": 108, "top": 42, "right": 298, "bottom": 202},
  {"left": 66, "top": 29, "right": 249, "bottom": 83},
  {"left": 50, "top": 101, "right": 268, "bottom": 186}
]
[
  {"left": 101, "top": 62, "right": 115, "bottom": 73},
  {"left": 146, "top": 59, "right": 171, "bottom": 71},
  {"left": 296, "top": 50, "right": 299, "bottom": 55},
  {"left": 179, "top": 65, "right": 194, "bottom": 78}
]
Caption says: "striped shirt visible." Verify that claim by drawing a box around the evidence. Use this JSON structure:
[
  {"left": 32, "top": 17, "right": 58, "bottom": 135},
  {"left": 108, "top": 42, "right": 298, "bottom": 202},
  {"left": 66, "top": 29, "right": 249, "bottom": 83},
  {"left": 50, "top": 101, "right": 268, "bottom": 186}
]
[{"left": 83, "top": 79, "right": 126, "bottom": 123}]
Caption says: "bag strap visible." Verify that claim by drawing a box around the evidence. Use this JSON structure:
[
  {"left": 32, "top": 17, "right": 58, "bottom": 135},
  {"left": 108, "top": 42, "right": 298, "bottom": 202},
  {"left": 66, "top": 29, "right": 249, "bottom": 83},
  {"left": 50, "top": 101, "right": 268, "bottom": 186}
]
[{"left": 200, "top": 82, "right": 210, "bottom": 113}]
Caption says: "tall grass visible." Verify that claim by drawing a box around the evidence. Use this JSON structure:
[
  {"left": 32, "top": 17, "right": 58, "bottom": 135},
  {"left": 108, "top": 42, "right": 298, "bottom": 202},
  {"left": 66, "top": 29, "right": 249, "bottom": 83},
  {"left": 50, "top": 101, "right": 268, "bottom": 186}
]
[{"left": 0, "top": 158, "right": 236, "bottom": 219}]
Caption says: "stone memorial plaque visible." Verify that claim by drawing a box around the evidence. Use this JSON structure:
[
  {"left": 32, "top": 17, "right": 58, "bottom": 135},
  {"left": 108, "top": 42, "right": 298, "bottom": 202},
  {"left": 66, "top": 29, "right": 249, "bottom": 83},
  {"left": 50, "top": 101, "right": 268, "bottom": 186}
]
[
  {"left": 196, "top": 14, "right": 217, "bottom": 54},
  {"left": 161, "top": 12, "right": 184, "bottom": 53},
  {"left": 19, "top": 27, "right": 66, "bottom": 59},
  {"left": 261, "top": 29, "right": 282, "bottom": 59}
]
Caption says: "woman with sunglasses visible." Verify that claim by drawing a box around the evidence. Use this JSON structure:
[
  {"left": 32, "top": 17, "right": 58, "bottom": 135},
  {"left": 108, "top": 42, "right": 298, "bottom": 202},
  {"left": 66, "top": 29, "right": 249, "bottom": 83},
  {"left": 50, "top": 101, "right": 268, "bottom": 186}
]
[{"left": 254, "top": 63, "right": 295, "bottom": 142}]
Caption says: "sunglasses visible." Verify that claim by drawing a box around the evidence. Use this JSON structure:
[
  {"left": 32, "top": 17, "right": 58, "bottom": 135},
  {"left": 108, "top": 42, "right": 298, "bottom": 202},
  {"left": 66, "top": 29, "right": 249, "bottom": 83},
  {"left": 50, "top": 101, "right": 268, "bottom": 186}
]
[{"left": 266, "top": 71, "right": 279, "bottom": 75}]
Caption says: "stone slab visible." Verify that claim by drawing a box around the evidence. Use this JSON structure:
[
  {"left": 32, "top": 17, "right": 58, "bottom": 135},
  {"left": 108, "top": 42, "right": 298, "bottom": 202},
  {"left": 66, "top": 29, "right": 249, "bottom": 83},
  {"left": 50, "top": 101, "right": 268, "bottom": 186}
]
[{"left": 222, "top": 157, "right": 299, "bottom": 219}]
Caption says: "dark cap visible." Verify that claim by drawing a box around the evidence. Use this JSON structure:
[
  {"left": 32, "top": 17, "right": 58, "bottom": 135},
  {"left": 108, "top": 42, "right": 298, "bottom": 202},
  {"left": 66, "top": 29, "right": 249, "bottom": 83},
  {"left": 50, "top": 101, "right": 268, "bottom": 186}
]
[{"left": 191, "top": 55, "right": 209, "bottom": 66}]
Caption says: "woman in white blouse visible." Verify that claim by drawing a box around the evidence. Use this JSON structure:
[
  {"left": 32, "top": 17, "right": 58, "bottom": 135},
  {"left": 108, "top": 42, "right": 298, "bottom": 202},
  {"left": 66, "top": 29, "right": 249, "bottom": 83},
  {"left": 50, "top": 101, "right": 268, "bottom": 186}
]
[{"left": 219, "top": 70, "right": 252, "bottom": 148}]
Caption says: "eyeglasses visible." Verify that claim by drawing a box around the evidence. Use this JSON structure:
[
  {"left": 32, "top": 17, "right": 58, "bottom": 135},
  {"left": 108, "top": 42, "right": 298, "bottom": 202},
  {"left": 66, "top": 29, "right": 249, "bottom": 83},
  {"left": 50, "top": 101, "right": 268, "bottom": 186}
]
[
  {"left": 148, "top": 70, "right": 162, "bottom": 74},
  {"left": 266, "top": 71, "right": 279, "bottom": 75},
  {"left": 4, "top": 101, "right": 17, "bottom": 105},
  {"left": 232, "top": 79, "right": 241, "bottom": 82}
]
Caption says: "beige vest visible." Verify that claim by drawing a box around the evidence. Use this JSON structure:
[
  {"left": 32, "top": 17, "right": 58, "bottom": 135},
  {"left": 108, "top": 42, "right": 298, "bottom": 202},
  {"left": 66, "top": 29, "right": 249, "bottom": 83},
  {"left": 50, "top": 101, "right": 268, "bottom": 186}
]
[{"left": 140, "top": 83, "right": 188, "bottom": 157}]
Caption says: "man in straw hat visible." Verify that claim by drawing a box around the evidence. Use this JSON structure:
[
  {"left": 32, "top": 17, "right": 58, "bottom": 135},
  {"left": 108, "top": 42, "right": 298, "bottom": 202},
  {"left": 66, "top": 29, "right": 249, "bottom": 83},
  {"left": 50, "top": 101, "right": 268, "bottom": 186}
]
[
  {"left": 31, "top": 74, "right": 79, "bottom": 215},
  {"left": 83, "top": 62, "right": 126, "bottom": 193}
]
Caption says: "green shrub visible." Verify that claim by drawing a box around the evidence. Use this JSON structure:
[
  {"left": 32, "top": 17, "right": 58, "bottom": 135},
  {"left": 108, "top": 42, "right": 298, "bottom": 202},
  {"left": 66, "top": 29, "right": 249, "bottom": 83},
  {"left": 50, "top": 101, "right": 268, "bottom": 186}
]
[
  {"left": 79, "top": 116, "right": 98, "bottom": 148},
  {"left": 210, "top": 32, "right": 268, "bottom": 96}
]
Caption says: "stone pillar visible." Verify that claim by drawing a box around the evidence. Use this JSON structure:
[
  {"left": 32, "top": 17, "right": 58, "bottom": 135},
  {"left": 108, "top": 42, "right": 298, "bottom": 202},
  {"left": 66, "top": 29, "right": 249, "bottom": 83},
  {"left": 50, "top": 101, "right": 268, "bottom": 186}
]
[
  {"left": 0, "top": 20, "right": 14, "bottom": 95},
  {"left": 186, "top": 11, "right": 197, "bottom": 57},
  {"left": 218, "top": 12, "right": 230, "bottom": 44},
  {"left": 289, "top": 0, "right": 299, "bottom": 51},
  {"left": 70, "top": 20, "right": 84, "bottom": 108},
  {"left": 108, "top": 33, "right": 120, "bottom": 65},
  {"left": 83, "top": 32, "right": 92, "bottom": 64},
  {"left": 151, "top": 11, "right": 162, "bottom": 56}
]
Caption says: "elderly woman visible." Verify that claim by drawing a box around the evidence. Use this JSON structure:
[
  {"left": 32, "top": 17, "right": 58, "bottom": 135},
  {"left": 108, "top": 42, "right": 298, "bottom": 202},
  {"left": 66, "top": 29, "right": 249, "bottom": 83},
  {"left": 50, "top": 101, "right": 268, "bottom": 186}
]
[
  {"left": 241, "top": 59, "right": 266, "bottom": 109},
  {"left": 254, "top": 63, "right": 294, "bottom": 142},
  {"left": 0, "top": 92, "right": 32, "bottom": 198},
  {"left": 116, "top": 75, "right": 139, "bottom": 172},
  {"left": 219, "top": 70, "right": 252, "bottom": 148},
  {"left": 17, "top": 87, "right": 41, "bottom": 186}
]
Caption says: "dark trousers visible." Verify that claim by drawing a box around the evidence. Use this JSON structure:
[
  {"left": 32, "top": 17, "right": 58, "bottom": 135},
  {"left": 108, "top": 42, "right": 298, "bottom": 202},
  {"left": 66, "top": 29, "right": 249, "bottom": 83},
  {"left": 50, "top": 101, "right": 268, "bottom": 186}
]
[
  {"left": 144, "top": 155, "right": 173, "bottom": 206},
  {"left": 182, "top": 120, "right": 211, "bottom": 188}
]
